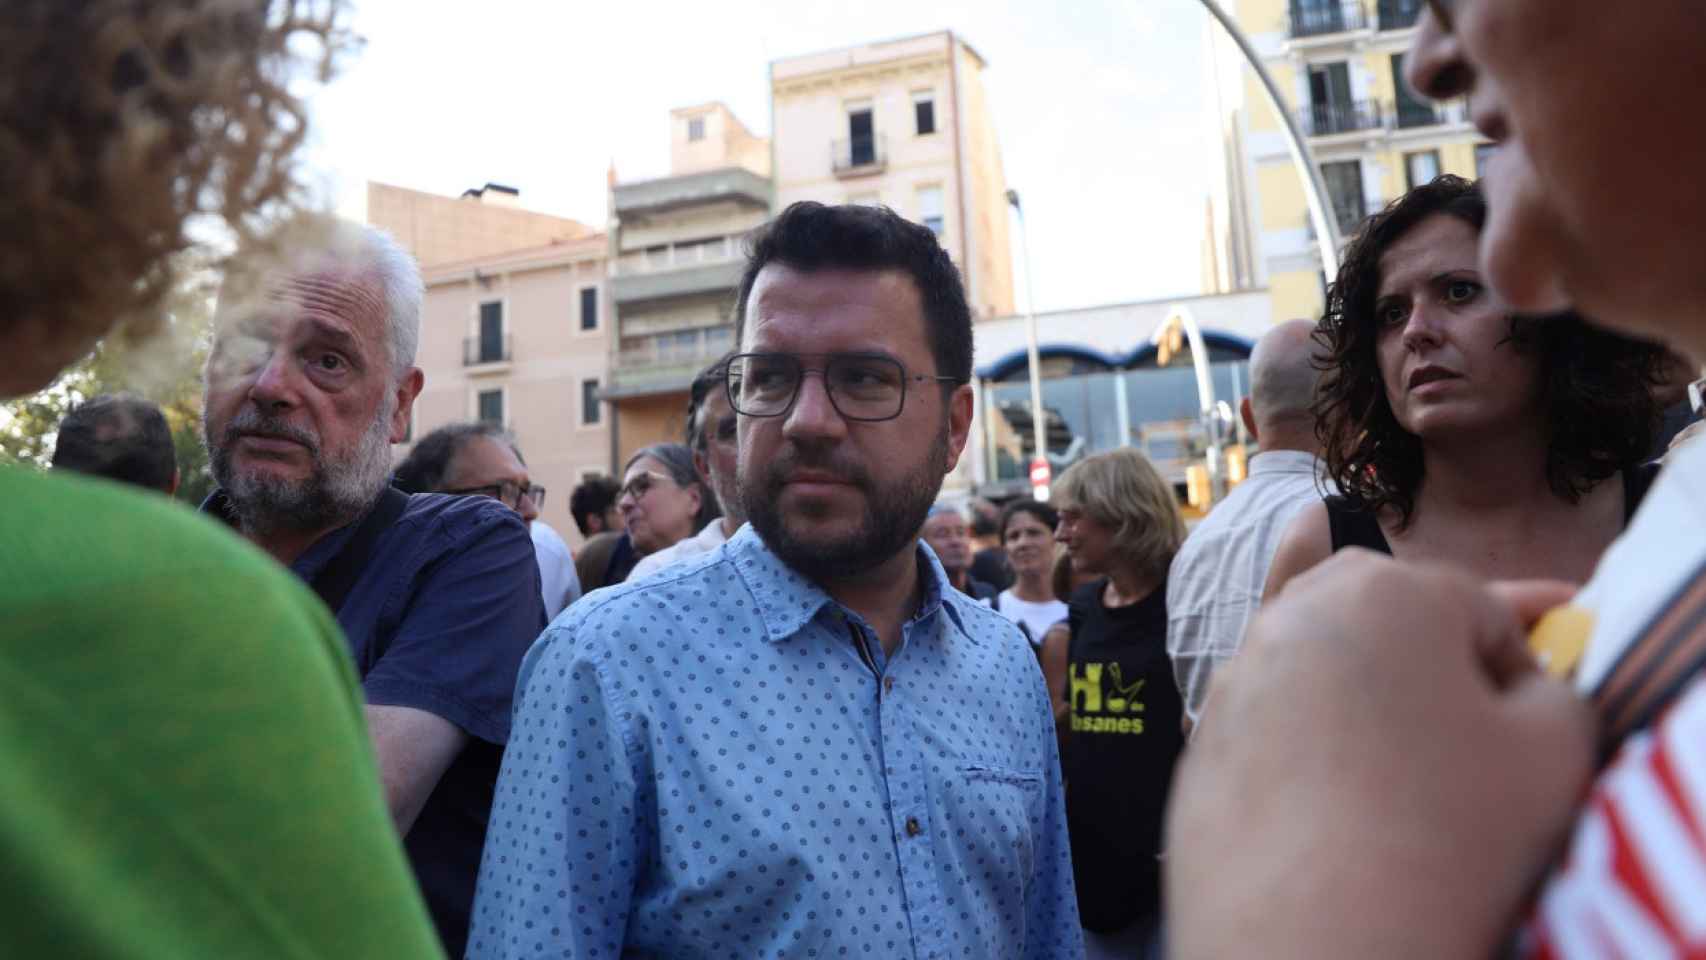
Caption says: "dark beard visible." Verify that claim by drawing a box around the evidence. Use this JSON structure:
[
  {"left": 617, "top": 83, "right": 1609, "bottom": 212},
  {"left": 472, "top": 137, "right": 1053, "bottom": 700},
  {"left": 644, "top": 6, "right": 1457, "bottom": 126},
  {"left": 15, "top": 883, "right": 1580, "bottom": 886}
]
[{"left": 741, "top": 425, "right": 948, "bottom": 584}]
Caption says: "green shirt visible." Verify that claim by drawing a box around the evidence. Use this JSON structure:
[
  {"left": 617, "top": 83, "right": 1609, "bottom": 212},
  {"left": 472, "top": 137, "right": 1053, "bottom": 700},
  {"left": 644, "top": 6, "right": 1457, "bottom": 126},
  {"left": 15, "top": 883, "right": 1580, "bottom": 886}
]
[{"left": 0, "top": 467, "right": 444, "bottom": 958}]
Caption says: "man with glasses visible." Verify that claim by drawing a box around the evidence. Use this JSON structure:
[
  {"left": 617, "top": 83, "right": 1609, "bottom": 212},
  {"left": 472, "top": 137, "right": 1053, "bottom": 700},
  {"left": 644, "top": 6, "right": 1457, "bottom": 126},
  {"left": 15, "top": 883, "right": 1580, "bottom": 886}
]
[
  {"left": 1168, "top": 2, "right": 1706, "bottom": 958},
  {"left": 200, "top": 220, "right": 545, "bottom": 956},
  {"left": 394, "top": 421, "right": 579, "bottom": 618},
  {"left": 469, "top": 202, "right": 1082, "bottom": 959}
]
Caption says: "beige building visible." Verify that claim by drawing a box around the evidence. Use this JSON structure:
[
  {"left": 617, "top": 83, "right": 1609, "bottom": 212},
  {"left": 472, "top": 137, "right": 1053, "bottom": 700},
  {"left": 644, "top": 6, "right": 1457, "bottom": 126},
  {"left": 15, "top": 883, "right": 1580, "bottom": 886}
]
[
  {"left": 770, "top": 30, "right": 1015, "bottom": 320},
  {"left": 370, "top": 185, "right": 614, "bottom": 544},
  {"left": 605, "top": 103, "right": 772, "bottom": 467},
  {"left": 367, "top": 181, "right": 593, "bottom": 267},
  {"left": 1205, "top": 0, "right": 1489, "bottom": 323}
]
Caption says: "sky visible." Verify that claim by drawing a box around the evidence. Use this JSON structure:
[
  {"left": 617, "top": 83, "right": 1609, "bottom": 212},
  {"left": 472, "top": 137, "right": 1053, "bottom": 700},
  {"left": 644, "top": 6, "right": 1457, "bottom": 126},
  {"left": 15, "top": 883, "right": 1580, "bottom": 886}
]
[{"left": 303, "top": 0, "right": 1228, "bottom": 315}]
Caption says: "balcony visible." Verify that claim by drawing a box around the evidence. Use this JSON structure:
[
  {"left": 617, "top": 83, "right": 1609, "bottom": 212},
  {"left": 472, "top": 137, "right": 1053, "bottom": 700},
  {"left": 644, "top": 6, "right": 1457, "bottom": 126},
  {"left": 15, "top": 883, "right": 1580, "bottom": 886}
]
[
  {"left": 1299, "top": 99, "right": 1385, "bottom": 137},
  {"left": 832, "top": 135, "right": 887, "bottom": 178},
  {"left": 612, "top": 166, "right": 771, "bottom": 217},
  {"left": 1288, "top": 1, "right": 1368, "bottom": 39},
  {"left": 463, "top": 334, "right": 512, "bottom": 370},
  {"left": 613, "top": 235, "right": 742, "bottom": 277},
  {"left": 1377, "top": 0, "right": 1424, "bottom": 30},
  {"left": 606, "top": 327, "right": 736, "bottom": 399}
]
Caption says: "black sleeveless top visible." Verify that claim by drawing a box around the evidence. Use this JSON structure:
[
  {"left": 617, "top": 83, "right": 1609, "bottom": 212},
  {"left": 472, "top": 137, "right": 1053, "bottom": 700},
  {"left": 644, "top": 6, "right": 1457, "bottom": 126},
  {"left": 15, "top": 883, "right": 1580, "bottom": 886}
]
[{"left": 1325, "top": 462, "right": 1663, "bottom": 554}]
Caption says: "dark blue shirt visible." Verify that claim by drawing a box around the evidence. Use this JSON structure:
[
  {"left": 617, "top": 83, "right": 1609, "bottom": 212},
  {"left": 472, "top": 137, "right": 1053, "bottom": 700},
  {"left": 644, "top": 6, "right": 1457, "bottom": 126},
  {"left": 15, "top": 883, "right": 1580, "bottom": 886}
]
[{"left": 205, "top": 490, "right": 546, "bottom": 956}]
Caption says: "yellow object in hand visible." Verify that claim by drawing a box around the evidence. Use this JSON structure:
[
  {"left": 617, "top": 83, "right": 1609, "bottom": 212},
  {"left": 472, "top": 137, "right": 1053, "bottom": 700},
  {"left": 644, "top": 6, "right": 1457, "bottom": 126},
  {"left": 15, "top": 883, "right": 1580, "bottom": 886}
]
[{"left": 1529, "top": 605, "right": 1595, "bottom": 679}]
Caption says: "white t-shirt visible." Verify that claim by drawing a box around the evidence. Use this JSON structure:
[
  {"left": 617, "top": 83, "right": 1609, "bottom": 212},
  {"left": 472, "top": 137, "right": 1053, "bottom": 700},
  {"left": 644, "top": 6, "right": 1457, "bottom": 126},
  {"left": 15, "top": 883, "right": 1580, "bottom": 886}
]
[
  {"left": 994, "top": 590, "right": 1068, "bottom": 647},
  {"left": 530, "top": 520, "right": 581, "bottom": 622}
]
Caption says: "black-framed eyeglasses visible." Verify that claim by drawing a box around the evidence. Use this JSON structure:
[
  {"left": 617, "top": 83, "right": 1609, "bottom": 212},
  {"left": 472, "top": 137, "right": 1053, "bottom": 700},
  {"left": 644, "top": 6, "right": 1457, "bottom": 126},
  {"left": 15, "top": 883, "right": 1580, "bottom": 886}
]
[
  {"left": 618, "top": 469, "right": 677, "bottom": 502},
  {"left": 444, "top": 480, "right": 544, "bottom": 510},
  {"left": 725, "top": 352, "right": 965, "bottom": 423}
]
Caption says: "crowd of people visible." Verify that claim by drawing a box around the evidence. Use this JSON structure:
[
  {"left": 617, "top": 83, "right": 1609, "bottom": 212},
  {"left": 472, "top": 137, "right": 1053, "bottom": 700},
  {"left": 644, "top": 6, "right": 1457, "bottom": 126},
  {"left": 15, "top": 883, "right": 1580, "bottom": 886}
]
[{"left": 9, "top": 0, "right": 1706, "bottom": 958}]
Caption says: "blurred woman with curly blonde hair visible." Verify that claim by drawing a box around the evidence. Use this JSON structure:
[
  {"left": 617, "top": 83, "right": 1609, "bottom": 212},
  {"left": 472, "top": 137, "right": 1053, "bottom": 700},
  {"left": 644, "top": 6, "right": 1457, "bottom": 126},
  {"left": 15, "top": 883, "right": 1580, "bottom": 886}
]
[{"left": 0, "top": 3, "right": 443, "bottom": 956}]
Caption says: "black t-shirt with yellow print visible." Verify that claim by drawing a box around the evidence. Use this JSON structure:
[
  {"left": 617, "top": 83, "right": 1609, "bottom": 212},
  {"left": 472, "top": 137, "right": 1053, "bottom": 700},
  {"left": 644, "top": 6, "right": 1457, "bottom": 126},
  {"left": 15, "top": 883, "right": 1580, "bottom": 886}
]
[{"left": 1063, "top": 575, "right": 1184, "bottom": 934}]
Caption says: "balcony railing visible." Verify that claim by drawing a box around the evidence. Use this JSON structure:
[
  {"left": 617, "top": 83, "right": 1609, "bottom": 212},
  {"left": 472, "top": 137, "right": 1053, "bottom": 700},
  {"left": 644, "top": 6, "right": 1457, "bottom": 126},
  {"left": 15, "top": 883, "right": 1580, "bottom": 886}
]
[
  {"left": 613, "top": 235, "right": 741, "bottom": 277},
  {"left": 1299, "top": 99, "right": 1385, "bottom": 137},
  {"left": 1288, "top": 1, "right": 1368, "bottom": 38},
  {"left": 1377, "top": 0, "right": 1424, "bottom": 30},
  {"left": 832, "top": 135, "right": 887, "bottom": 177},
  {"left": 463, "top": 334, "right": 512, "bottom": 367},
  {"left": 1394, "top": 101, "right": 1443, "bottom": 129}
]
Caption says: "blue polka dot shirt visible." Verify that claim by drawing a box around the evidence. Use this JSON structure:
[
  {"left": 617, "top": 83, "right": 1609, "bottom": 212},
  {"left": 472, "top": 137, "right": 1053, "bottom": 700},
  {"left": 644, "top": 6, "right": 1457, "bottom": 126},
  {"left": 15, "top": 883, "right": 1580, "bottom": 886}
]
[{"left": 467, "top": 524, "right": 1083, "bottom": 959}]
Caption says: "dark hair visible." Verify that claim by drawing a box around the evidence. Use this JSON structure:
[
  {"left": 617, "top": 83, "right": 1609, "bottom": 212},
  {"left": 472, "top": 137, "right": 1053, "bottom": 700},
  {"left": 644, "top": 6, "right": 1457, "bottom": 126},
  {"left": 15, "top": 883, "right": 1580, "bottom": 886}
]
[
  {"left": 392, "top": 422, "right": 521, "bottom": 495},
  {"left": 1316, "top": 175, "right": 1662, "bottom": 525},
  {"left": 999, "top": 498, "right": 1058, "bottom": 542},
  {"left": 625, "top": 441, "right": 720, "bottom": 530},
  {"left": 734, "top": 202, "right": 974, "bottom": 382},
  {"left": 569, "top": 474, "right": 620, "bottom": 537},
  {"left": 51, "top": 394, "right": 175, "bottom": 490},
  {"left": 685, "top": 352, "right": 734, "bottom": 452}
]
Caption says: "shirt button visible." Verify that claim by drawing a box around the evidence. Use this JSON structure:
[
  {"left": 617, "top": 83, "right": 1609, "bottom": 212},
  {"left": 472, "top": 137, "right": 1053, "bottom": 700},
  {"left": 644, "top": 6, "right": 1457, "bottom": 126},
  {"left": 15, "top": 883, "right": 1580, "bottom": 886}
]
[
  {"left": 883, "top": 676, "right": 895, "bottom": 694},
  {"left": 905, "top": 817, "right": 921, "bottom": 837}
]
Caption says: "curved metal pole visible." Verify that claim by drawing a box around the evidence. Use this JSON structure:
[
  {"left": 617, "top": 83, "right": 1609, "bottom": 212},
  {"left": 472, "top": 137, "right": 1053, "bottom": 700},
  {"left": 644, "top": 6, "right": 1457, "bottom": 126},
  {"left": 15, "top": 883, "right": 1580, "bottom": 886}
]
[
  {"left": 1007, "top": 189, "right": 1051, "bottom": 498},
  {"left": 1152, "top": 305, "right": 1226, "bottom": 501},
  {"left": 1194, "top": 0, "right": 1342, "bottom": 274}
]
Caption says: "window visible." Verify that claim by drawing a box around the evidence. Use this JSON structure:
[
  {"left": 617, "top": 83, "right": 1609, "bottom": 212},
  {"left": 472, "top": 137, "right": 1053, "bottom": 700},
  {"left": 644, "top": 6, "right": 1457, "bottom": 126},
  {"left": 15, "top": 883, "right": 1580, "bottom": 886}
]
[
  {"left": 687, "top": 116, "right": 705, "bottom": 141},
  {"left": 477, "top": 389, "right": 504, "bottom": 425},
  {"left": 1306, "top": 62, "right": 1355, "bottom": 134},
  {"left": 1392, "top": 54, "right": 1438, "bottom": 128},
  {"left": 848, "top": 108, "right": 875, "bottom": 167},
  {"left": 1320, "top": 160, "right": 1367, "bottom": 234},
  {"left": 913, "top": 91, "right": 936, "bottom": 136},
  {"left": 917, "top": 185, "right": 945, "bottom": 237},
  {"left": 478, "top": 300, "right": 504, "bottom": 363},
  {"left": 1475, "top": 142, "right": 1498, "bottom": 177},
  {"left": 579, "top": 286, "right": 598, "bottom": 331},
  {"left": 581, "top": 379, "right": 601, "bottom": 426},
  {"left": 1405, "top": 150, "right": 1441, "bottom": 190}
]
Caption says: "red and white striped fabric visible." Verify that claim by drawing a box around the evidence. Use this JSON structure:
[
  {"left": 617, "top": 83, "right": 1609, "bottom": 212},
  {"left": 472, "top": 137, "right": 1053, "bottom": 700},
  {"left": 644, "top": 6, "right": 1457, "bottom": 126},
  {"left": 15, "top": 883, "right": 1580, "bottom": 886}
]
[{"left": 1525, "top": 678, "right": 1706, "bottom": 959}]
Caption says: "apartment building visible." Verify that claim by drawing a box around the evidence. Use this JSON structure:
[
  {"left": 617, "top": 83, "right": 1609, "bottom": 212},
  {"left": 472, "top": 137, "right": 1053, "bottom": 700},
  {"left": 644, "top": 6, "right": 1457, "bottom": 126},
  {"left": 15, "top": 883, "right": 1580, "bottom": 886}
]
[
  {"left": 770, "top": 30, "right": 1015, "bottom": 320},
  {"left": 369, "top": 184, "right": 613, "bottom": 543},
  {"left": 605, "top": 103, "right": 772, "bottom": 466},
  {"left": 1207, "top": 0, "right": 1491, "bottom": 323}
]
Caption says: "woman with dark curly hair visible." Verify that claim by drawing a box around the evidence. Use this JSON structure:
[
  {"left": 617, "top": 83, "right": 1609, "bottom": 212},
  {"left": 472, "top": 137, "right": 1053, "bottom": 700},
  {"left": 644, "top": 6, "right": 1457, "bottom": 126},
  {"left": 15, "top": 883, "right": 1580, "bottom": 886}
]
[{"left": 1264, "top": 176, "right": 1662, "bottom": 598}]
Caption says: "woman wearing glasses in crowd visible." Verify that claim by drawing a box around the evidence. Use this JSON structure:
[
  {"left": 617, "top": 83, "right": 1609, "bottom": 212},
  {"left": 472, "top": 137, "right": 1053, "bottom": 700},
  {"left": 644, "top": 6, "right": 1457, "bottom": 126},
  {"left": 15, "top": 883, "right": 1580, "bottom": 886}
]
[
  {"left": 1264, "top": 176, "right": 1663, "bottom": 603},
  {"left": 617, "top": 442, "right": 717, "bottom": 566}
]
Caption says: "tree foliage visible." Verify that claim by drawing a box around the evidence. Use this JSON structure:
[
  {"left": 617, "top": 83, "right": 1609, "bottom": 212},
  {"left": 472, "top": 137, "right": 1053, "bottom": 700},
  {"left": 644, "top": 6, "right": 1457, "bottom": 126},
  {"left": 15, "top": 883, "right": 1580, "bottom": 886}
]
[{"left": 1, "top": 285, "right": 218, "bottom": 505}]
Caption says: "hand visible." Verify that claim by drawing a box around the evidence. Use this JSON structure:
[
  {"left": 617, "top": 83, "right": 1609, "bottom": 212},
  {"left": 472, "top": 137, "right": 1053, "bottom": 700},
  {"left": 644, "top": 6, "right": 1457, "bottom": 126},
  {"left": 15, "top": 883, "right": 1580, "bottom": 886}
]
[{"left": 1166, "top": 550, "right": 1594, "bottom": 960}]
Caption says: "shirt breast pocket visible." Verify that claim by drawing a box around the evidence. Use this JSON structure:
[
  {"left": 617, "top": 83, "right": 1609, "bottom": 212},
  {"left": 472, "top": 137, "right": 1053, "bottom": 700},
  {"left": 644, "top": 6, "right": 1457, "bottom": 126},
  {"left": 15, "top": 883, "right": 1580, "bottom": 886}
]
[{"left": 957, "top": 761, "right": 1045, "bottom": 888}]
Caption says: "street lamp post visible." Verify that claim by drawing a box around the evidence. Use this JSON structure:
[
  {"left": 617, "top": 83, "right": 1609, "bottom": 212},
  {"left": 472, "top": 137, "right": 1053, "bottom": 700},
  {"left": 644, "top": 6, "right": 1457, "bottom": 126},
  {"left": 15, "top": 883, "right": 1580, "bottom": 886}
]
[
  {"left": 1151, "top": 304, "right": 1229, "bottom": 503},
  {"left": 1193, "top": 0, "right": 1342, "bottom": 274},
  {"left": 1006, "top": 188, "right": 1052, "bottom": 500}
]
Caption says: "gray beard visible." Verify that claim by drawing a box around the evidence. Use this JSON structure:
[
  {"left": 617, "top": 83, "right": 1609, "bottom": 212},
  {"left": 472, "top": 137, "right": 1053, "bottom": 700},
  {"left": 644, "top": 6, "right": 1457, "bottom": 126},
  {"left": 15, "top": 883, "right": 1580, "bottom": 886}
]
[
  {"left": 740, "top": 425, "right": 947, "bottom": 584},
  {"left": 207, "top": 400, "right": 394, "bottom": 537}
]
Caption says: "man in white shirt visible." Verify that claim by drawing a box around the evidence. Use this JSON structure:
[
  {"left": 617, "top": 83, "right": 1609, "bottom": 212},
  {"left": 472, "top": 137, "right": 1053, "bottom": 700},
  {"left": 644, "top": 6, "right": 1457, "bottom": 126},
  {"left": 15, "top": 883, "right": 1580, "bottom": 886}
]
[
  {"left": 628, "top": 356, "right": 741, "bottom": 580},
  {"left": 1166, "top": 319, "right": 1326, "bottom": 727},
  {"left": 529, "top": 520, "right": 580, "bottom": 619}
]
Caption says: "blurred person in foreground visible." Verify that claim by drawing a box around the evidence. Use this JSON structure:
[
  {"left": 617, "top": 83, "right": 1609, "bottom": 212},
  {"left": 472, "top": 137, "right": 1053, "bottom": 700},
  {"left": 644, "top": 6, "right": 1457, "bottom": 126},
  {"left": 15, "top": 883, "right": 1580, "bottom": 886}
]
[
  {"left": 468, "top": 201, "right": 1080, "bottom": 958},
  {"left": 51, "top": 394, "right": 179, "bottom": 495},
  {"left": 1166, "top": 3, "right": 1706, "bottom": 958},
  {"left": 1264, "top": 176, "right": 1660, "bottom": 598},
  {"left": 201, "top": 219, "right": 545, "bottom": 956},
  {"left": 628, "top": 354, "right": 744, "bottom": 579},
  {"left": 1166, "top": 320, "right": 1328, "bottom": 730},
  {"left": 1052, "top": 448, "right": 1187, "bottom": 958},
  {"left": 993, "top": 498, "right": 1066, "bottom": 648},
  {"left": 921, "top": 502, "right": 998, "bottom": 603},
  {"left": 393, "top": 421, "right": 578, "bottom": 618},
  {"left": 0, "top": 2, "right": 443, "bottom": 956}
]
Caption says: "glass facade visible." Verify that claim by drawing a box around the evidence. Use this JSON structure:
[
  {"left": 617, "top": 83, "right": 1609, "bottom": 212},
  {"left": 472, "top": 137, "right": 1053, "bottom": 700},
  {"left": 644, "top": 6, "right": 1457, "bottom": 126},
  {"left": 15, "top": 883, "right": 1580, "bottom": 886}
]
[{"left": 980, "top": 352, "right": 1251, "bottom": 490}]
